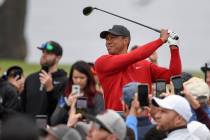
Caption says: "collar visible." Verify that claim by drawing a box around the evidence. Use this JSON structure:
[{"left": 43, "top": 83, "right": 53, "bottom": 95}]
[{"left": 168, "top": 125, "right": 187, "bottom": 134}]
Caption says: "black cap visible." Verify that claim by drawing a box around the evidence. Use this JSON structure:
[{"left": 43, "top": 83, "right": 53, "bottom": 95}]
[
  {"left": 201, "top": 63, "right": 210, "bottom": 73},
  {"left": 100, "top": 25, "right": 130, "bottom": 39},
  {"left": 37, "top": 41, "right": 63, "bottom": 56}
]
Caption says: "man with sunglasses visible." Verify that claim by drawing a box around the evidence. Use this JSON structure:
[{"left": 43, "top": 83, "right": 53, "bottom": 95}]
[{"left": 21, "top": 41, "right": 68, "bottom": 123}]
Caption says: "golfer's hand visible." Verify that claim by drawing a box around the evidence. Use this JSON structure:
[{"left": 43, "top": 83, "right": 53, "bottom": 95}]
[{"left": 160, "top": 29, "right": 169, "bottom": 43}]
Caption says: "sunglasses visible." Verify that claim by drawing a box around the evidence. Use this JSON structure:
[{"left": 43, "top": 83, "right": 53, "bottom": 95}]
[{"left": 40, "top": 43, "right": 54, "bottom": 52}]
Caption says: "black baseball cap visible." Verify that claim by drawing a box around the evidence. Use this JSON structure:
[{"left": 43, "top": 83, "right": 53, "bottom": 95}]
[
  {"left": 100, "top": 25, "right": 130, "bottom": 39},
  {"left": 37, "top": 41, "right": 63, "bottom": 56},
  {"left": 201, "top": 63, "right": 210, "bottom": 73}
]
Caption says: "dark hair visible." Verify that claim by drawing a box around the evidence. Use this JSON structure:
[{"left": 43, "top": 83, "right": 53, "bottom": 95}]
[
  {"left": 1, "top": 114, "right": 39, "bottom": 140},
  {"left": 1, "top": 66, "right": 23, "bottom": 80},
  {"left": 125, "top": 126, "right": 135, "bottom": 140},
  {"left": 64, "top": 61, "right": 96, "bottom": 107}
]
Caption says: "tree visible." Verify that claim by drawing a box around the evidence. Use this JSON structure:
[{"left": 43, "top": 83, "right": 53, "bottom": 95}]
[{"left": 0, "top": 0, "right": 27, "bottom": 60}]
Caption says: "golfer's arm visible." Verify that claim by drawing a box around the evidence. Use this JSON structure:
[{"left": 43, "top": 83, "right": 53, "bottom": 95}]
[
  {"left": 96, "top": 38, "right": 163, "bottom": 73},
  {"left": 169, "top": 47, "right": 182, "bottom": 75}
]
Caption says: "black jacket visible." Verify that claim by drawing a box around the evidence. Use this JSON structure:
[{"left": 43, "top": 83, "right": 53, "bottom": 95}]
[
  {"left": 0, "top": 80, "right": 22, "bottom": 112},
  {"left": 21, "top": 69, "right": 68, "bottom": 120}
]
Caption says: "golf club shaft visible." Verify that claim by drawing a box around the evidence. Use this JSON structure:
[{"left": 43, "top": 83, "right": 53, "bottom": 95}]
[{"left": 94, "top": 7, "right": 160, "bottom": 33}]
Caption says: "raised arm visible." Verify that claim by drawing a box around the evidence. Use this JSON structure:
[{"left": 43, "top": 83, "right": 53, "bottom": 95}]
[
  {"left": 150, "top": 47, "right": 181, "bottom": 83},
  {"left": 96, "top": 38, "right": 164, "bottom": 74}
]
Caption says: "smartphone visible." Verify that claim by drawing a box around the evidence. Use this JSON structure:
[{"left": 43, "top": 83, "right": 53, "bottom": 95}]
[
  {"left": 76, "top": 97, "right": 87, "bottom": 115},
  {"left": 156, "top": 80, "right": 166, "bottom": 98},
  {"left": 138, "top": 84, "right": 149, "bottom": 107},
  {"left": 72, "top": 85, "right": 80, "bottom": 95},
  {"left": 13, "top": 71, "right": 22, "bottom": 81},
  {"left": 41, "top": 64, "right": 49, "bottom": 73},
  {"left": 171, "top": 75, "right": 184, "bottom": 95},
  {"left": 35, "top": 115, "right": 47, "bottom": 129}
]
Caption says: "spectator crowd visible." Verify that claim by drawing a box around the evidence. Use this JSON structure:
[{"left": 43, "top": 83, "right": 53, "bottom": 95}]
[{"left": 0, "top": 25, "right": 210, "bottom": 140}]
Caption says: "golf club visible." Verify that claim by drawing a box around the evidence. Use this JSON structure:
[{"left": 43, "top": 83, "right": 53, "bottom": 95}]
[{"left": 83, "top": 6, "right": 178, "bottom": 40}]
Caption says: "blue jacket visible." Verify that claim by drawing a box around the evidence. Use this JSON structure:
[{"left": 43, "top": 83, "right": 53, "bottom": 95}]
[
  {"left": 190, "top": 105, "right": 210, "bottom": 122},
  {"left": 126, "top": 115, "right": 154, "bottom": 140}
]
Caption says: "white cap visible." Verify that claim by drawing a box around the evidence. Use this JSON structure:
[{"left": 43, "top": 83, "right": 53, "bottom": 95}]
[
  {"left": 184, "top": 77, "right": 210, "bottom": 104},
  {"left": 188, "top": 121, "right": 210, "bottom": 140},
  {"left": 152, "top": 95, "right": 192, "bottom": 122}
]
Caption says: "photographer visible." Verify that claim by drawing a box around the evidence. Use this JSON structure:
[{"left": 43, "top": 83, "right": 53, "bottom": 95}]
[
  {"left": 183, "top": 77, "right": 210, "bottom": 129},
  {"left": 0, "top": 65, "right": 24, "bottom": 112},
  {"left": 21, "top": 41, "right": 68, "bottom": 122},
  {"left": 50, "top": 61, "right": 104, "bottom": 126},
  {"left": 121, "top": 82, "right": 153, "bottom": 140}
]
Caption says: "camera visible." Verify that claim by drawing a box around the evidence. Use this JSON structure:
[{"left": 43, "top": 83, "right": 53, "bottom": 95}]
[{"left": 138, "top": 84, "right": 149, "bottom": 107}]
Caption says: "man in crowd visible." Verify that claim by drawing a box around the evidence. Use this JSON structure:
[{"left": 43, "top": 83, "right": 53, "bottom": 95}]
[
  {"left": 21, "top": 41, "right": 68, "bottom": 121},
  {"left": 152, "top": 95, "right": 199, "bottom": 139},
  {"left": 201, "top": 63, "right": 210, "bottom": 105},
  {"left": 122, "top": 82, "right": 153, "bottom": 140},
  {"left": 0, "top": 65, "right": 25, "bottom": 112},
  {"left": 86, "top": 109, "right": 127, "bottom": 140},
  {"left": 201, "top": 63, "right": 210, "bottom": 87},
  {"left": 184, "top": 77, "right": 210, "bottom": 121},
  {"left": 95, "top": 25, "right": 181, "bottom": 111}
]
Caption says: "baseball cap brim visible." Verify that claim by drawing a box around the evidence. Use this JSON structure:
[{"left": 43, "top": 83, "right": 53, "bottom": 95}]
[
  {"left": 201, "top": 66, "right": 210, "bottom": 73},
  {"left": 83, "top": 114, "right": 112, "bottom": 134},
  {"left": 152, "top": 97, "right": 173, "bottom": 111},
  {"left": 37, "top": 46, "right": 45, "bottom": 51},
  {"left": 100, "top": 30, "right": 123, "bottom": 39}
]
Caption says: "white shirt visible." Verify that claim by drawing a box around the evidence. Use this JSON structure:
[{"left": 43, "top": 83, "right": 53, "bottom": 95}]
[
  {"left": 187, "top": 121, "right": 210, "bottom": 140},
  {"left": 164, "top": 128, "right": 200, "bottom": 140}
]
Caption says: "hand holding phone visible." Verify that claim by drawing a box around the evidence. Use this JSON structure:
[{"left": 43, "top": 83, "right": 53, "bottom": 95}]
[
  {"left": 76, "top": 97, "right": 87, "bottom": 117},
  {"left": 138, "top": 84, "right": 149, "bottom": 107},
  {"left": 41, "top": 64, "right": 49, "bottom": 73}
]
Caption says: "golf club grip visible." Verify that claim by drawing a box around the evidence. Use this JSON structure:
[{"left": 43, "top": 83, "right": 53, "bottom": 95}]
[{"left": 94, "top": 7, "right": 160, "bottom": 33}]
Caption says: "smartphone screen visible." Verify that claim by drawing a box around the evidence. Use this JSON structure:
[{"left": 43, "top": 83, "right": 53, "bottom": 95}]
[
  {"left": 76, "top": 97, "right": 87, "bottom": 114},
  {"left": 171, "top": 75, "right": 184, "bottom": 95},
  {"left": 35, "top": 115, "right": 47, "bottom": 129},
  {"left": 156, "top": 80, "right": 166, "bottom": 97},
  {"left": 72, "top": 85, "right": 80, "bottom": 95},
  {"left": 41, "top": 64, "right": 49, "bottom": 73},
  {"left": 138, "top": 84, "right": 149, "bottom": 107},
  {"left": 13, "top": 73, "right": 21, "bottom": 81}
]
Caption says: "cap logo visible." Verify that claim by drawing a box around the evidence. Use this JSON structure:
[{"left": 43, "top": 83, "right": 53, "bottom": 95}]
[{"left": 46, "top": 44, "right": 54, "bottom": 51}]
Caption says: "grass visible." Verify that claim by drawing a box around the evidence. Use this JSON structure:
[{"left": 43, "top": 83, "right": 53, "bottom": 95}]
[
  {"left": 0, "top": 59, "right": 204, "bottom": 78},
  {"left": 0, "top": 59, "right": 70, "bottom": 76}
]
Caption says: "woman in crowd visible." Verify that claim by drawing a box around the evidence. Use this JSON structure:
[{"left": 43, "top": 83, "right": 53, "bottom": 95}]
[{"left": 50, "top": 60, "right": 104, "bottom": 125}]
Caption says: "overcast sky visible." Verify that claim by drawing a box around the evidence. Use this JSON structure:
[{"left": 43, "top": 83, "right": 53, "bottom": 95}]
[{"left": 26, "top": 0, "right": 210, "bottom": 70}]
